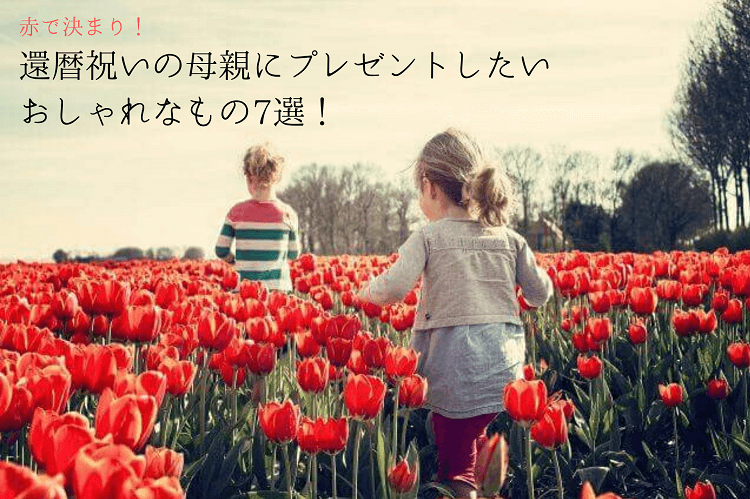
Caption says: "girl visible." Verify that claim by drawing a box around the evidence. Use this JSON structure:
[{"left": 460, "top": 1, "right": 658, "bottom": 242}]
[
  {"left": 358, "top": 129, "right": 553, "bottom": 498},
  {"left": 215, "top": 143, "right": 300, "bottom": 291}
]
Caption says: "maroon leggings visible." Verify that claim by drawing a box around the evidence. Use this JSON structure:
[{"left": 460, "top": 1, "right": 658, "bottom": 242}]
[{"left": 431, "top": 412, "right": 497, "bottom": 488}]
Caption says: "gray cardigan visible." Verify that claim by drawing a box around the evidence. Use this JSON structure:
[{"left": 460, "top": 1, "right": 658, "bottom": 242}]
[{"left": 361, "top": 218, "right": 553, "bottom": 330}]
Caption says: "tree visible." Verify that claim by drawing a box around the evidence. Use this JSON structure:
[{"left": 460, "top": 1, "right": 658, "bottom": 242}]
[
  {"left": 498, "top": 146, "right": 544, "bottom": 234},
  {"left": 562, "top": 201, "right": 611, "bottom": 251},
  {"left": 671, "top": 0, "right": 750, "bottom": 229},
  {"left": 183, "top": 246, "right": 205, "bottom": 260},
  {"left": 613, "top": 161, "right": 713, "bottom": 251},
  {"left": 111, "top": 247, "right": 145, "bottom": 260},
  {"left": 52, "top": 249, "right": 69, "bottom": 263},
  {"left": 156, "top": 247, "right": 175, "bottom": 260}
]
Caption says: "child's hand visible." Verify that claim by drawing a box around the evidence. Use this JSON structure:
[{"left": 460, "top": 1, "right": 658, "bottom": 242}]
[{"left": 223, "top": 252, "right": 236, "bottom": 264}]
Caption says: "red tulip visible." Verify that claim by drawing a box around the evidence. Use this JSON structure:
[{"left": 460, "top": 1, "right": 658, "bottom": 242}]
[
  {"left": 297, "top": 357, "right": 330, "bottom": 393},
  {"left": 95, "top": 388, "right": 158, "bottom": 451},
  {"left": 682, "top": 284, "right": 708, "bottom": 307},
  {"left": 577, "top": 355, "right": 603, "bottom": 380},
  {"left": 711, "top": 289, "right": 729, "bottom": 313},
  {"left": 503, "top": 379, "right": 547, "bottom": 425},
  {"left": 706, "top": 379, "right": 729, "bottom": 400},
  {"left": 258, "top": 400, "right": 300, "bottom": 444},
  {"left": 685, "top": 480, "right": 717, "bottom": 499},
  {"left": 347, "top": 349, "right": 371, "bottom": 375},
  {"left": 398, "top": 374, "right": 428, "bottom": 408},
  {"left": 144, "top": 445, "right": 184, "bottom": 479},
  {"left": 362, "top": 336, "right": 391, "bottom": 369},
  {"left": 384, "top": 346, "right": 419, "bottom": 381},
  {"left": 579, "top": 481, "right": 624, "bottom": 499},
  {"left": 727, "top": 342, "right": 750, "bottom": 369},
  {"left": 296, "top": 410, "right": 349, "bottom": 455},
  {"left": 659, "top": 383, "right": 683, "bottom": 408},
  {"left": 71, "top": 442, "right": 145, "bottom": 499},
  {"left": 235, "top": 341, "right": 277, "bottom": 376},
  {"left": 588, "top": 291, "right": 611, "bottom": 314},
  {"left": 315, "top": 417, "right": 349, "bottom": 455},
  {"left": 91, "top": 279, "right": 131, "bottom": 316},
  {"left": 0, "top": 461, "right": 67, "bottom": 499},
  {"left": 113, "top": 370, "right": 167, "bottom": 408},
  {"left": 344, "top": 373, "right": 387, "bottom": 420},
  {"left": 531, "top": 403, "right": 568, "bottom": 449},
  {"left": 673, "top": 309, "right": 699, "bottom": 337},
  {"left": 585, "top": 317, "right": 612, "bottom": 343},
  {"left": 111, "top": 305, "right": 163, "bottom": 343},
  {"left": 721, "top": 299, "right": 743, "bottom": 324},
  {"left": 157, "top": 358, "right": 197, "bottom": 396},
  {"left": 696, "top": 309, "right": 717, "bottom": 335},
  {"left": 475, "top": 433, "right": 508, "bottom": 496},
  {"left": 294, "top": 331, "right": 321, "bottom": 358},
  {"left": 656, "top": 280, "right": 682, "bottom": 302},
  {"left": 197, "top": 311, "right": 237, "bottom": 351},
  {"left": 326, "top": 337, "right": 353, "bottom": 367},
  {"left": 130, "top": 476, "right": 184, "bottom": 499},
  {"left": 628, "top": 320, "right": 647, "bottom": 345},
  {"left": 0, "top": 380, "right": 34, "bottom": 432},
  {"left": 387, "top": 458, "right": 418, "bottom": 493},
  {"left": 25, "top": 364, "right": 72, "bottom": 414},
  {"left": 51, "top": 290, "right": 79, "bottom": 320},
  {"left": 628, "top": 286, "right": 658, "bottom": 315},
  {"left": 28, "top": 408, "right": 96, "bottom": 477}
]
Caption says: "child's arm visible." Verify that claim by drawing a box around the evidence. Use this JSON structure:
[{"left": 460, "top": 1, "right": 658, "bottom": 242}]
[
  {"left": 215, "top": 216, "right": 235, "bottom": 263},
  {"left": 358, "top": 230, "right": 427, "bottom": 305},
  {"left": 515, "top": 238, "right": 553, "bottom": 307}
]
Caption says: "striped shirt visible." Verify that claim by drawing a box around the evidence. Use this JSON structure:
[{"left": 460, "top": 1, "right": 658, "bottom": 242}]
[{"left": 215, "top": 199, "right": 300, "bottom": 291}]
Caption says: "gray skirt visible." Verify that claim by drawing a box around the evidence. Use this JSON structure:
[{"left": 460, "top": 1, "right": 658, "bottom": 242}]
[{"left": 409, "top": 322, "right": 525, "bottom": 419}]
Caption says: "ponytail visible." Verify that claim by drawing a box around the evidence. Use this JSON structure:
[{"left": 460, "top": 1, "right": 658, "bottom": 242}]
[{"left": 464, "top": 165, "right": 515, "bottom": 228}]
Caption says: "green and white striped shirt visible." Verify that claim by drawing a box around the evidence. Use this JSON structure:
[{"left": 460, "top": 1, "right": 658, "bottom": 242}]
[{"left": 215, "top": 199, "right": 300, "bottom": 291}]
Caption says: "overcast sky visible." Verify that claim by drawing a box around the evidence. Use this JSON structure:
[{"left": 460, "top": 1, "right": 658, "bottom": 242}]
[{"left": 0, "top": 0, "right": 716, "bottom": 261}]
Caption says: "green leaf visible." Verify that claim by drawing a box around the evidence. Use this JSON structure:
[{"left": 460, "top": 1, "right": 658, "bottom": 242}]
[
  {"left": 421, "top": 482, "right": 455, "bottom": 498},
  {"left": 377, "top": 426, "right": 390, "bottom": 499}
]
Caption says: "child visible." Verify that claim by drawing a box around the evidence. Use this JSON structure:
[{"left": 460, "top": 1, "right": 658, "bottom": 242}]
[
  {"left": 215, "top": 143, "right": 300, "bottom": 291},
  {"left": 358, "top": 129, "right": 553, "bottom": 498}
]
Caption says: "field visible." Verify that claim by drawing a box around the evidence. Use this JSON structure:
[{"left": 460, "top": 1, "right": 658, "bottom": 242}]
[{"left": 0, "top": 249, "right": 748, "bottom": 499}]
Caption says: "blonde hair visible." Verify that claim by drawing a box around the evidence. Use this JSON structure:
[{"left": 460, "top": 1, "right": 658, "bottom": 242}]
[
  {"left": 242, "top": 143, "right": 285, "bottom": 186},
  {"left": 415, "top": 129, "right": 515, "bottom": 227}
]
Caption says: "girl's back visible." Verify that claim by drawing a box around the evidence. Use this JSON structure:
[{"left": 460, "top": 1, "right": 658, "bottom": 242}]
[{"left": 401, "top": 218, "right": 552, "bottom": 331}]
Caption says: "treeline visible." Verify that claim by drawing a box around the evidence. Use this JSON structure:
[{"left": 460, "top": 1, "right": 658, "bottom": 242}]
[
  {"left": 278, "top": 149, "right": 714, "bottom": 255},
  {"left": 278, "top": 163, "right": 415, "bottom": 255},
  {"left": 52, "top": 246, "right": 206, "bottom": 263},
  {"left": 671, "top": 0, "right": 750, "bottom": 232}
]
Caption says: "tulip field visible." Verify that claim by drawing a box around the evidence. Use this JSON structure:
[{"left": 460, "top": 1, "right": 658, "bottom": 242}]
[{"left": 2, "top": 249, "right": 750, "bottom": 499}]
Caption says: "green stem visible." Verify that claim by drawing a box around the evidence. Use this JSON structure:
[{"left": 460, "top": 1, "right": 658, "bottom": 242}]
[
  {"left": 673, "top": 409, "right": 680, "bottom": 476},
  {"left": 392, "top": 383, "right": 401, "bottom": 461},
  {"left": 133, "top": 343, "right": 140, "bottom": 374},
  {"left": 312, "top": 453, "right": 318, "bottom": 499},
  {"left": 161, "top": 395, "right": 173, "bottom": 447},
  {"left": 553, "top": 449, "right": 564, "bottom": 499},
  {"left": 526, "top": 426, "right": 534, "bottom": 499},
  {"left": 199, "top": 351, "right": 210, "bottom": 453},
  {"left": 352, "top": 421, "right": 362, "bottom": 499},
  {"left": 400, "top": 409, "right": 410, "bottom": 456},
  {"left": 283, "top": 444, "right": 293, "bottom": 498},
  {"left": 369, "top": 432, "right": 377, "bottom": 499},
  {"left": 332, "top": 453, "right": 338, "bottom": 499}
]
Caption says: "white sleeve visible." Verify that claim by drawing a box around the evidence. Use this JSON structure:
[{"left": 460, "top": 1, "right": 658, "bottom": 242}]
[{"left": 358, "top": 230, "right": 427, "bottom": 305}]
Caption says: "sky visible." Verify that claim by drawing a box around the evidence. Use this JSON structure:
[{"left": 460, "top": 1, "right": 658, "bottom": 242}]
[{"left": 0, "top": 0, "right": 716, "bottom": 261}]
